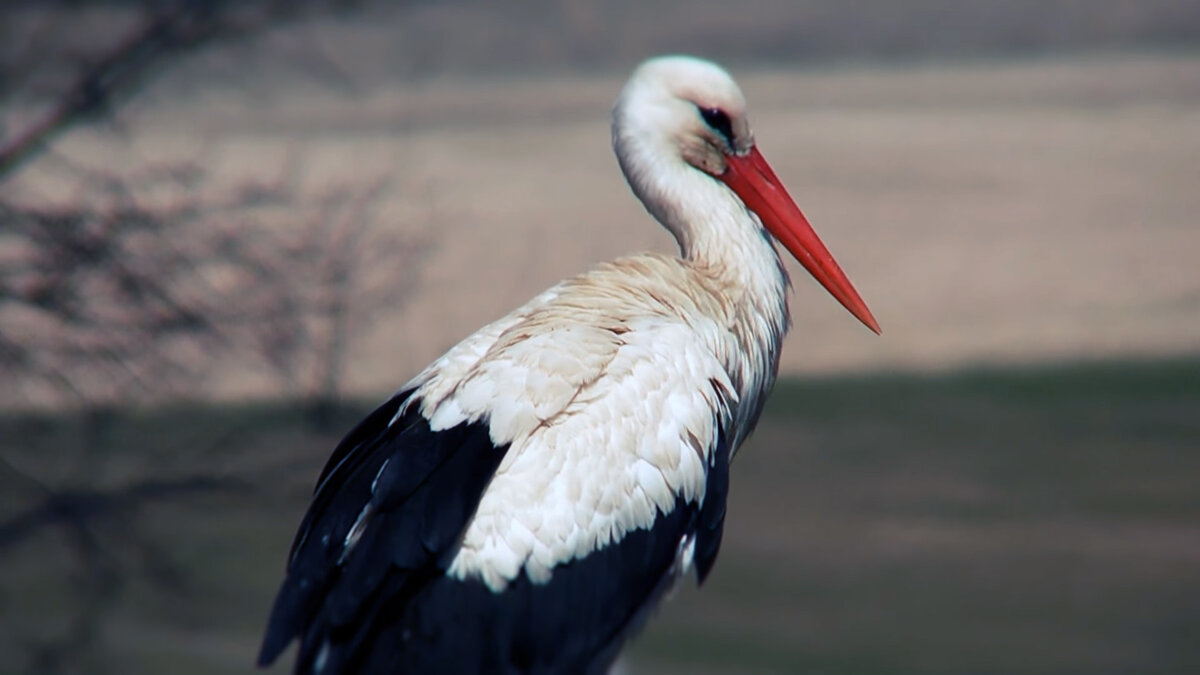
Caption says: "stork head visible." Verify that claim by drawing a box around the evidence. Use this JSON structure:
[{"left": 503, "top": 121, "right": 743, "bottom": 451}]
[
  {"left": 613, "top": 55, "right": 880, "bottom": 335},
  {"left": 615, "top": 56, "right": 754, "bottom": 176}
]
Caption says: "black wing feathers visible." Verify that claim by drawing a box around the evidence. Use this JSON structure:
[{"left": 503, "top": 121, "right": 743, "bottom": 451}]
[
  {"left": 694, "top": 425, "right": 731, "bottom": 583},
  {"left": 311, "top": 390, "right": 410, "bottom": 502},
  {"left": 352, "top": 499, "right": 696, "bottom": 675},
  {"left": 260, "top": 385, "right": 739, "bottom": 674},
  {"left": 258, "top": 390, "right": 505, "bottom": 671}
]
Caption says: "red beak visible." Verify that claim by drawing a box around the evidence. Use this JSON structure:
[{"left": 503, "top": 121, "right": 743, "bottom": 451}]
[{"left": 719, "top": 147, "right": 881, "bottom": 335}]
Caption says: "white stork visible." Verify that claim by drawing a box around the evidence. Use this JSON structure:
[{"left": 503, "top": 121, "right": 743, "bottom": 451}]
[{"left": 258, "top": 55, "right": 879, "bottom": 675}]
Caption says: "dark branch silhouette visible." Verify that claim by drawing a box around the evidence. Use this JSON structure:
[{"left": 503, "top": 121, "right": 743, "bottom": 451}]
[
  {"left": 0, "top": 2, "right": 438, "bottom": 671},
  {"left": 0, "top": 1, "right": 366, "bottom": 180}
]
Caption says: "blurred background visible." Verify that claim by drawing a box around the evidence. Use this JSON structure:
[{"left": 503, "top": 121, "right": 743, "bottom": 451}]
[{"left": 2, "top": 1, "right": 1198, "bottom": 673}]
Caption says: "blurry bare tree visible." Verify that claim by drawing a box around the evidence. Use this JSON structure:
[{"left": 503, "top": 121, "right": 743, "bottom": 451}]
[
  {"left": 3, "top": 163, "right": 274, "bottom": 407},
  {"left": 1, "top": 162, "right": 432, "bottom": 409},
  {"left": 237, "top": 169, "right": 433, "bottom": 428},
  {"left": 0, "top": 1, "right": 433, "bottom": 671},
  {"left": 0, "top": 0, "right": 369, "bottom": 179},
  {"left": 0, "top": 162, "right": 432, "bottom": 672}
]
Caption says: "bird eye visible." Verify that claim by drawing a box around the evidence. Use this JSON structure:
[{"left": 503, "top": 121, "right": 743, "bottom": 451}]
[{"left": 699, "top": 107, "right": 734, "bottom": 144}]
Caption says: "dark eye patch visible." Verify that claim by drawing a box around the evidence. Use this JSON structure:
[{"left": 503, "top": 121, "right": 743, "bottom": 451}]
[{"left": 699, "top": 107, "right": 734, "bottom": 144}]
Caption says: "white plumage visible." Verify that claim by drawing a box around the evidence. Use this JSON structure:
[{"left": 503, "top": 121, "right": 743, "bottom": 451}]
[
  {"left": 426, "top": 260, "right": 746, "bottom": 591},
  {"left": 260, "top": 55, "right": 878, "bottom": 675}
]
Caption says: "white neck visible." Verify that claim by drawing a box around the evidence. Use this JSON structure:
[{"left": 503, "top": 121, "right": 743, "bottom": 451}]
[
  {"left": 612, "top": 109, "right": 792, "bottom": 442},
  {"left": 613, "top": 108, "right": 790, "bottom": 318}
]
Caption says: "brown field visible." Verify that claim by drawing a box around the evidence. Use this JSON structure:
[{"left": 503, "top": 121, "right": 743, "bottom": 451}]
[{"left": 13, "top": 51, "right": 1200, "bottom": 403}]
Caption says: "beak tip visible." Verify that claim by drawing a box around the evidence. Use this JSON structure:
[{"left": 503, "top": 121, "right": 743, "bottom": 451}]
[
  {"left": 862, "top": 315, "right": 882, "bottom": 336},
  {"left": 847, "top": 302, "right": 881, "bottom": 335}
]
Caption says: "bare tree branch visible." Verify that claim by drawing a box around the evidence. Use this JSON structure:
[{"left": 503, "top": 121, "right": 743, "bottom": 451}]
[
  {"left": 0, "top": 0, "right": 368, "bottom": 180},
  {"left": 0, "top": 3, "right": 440, "bottom": 670}
]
